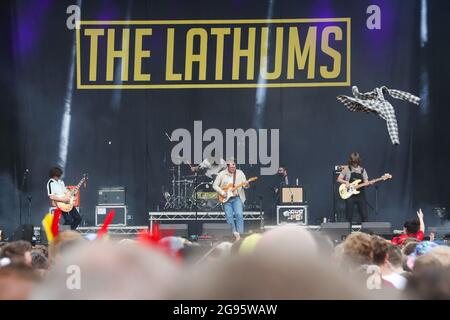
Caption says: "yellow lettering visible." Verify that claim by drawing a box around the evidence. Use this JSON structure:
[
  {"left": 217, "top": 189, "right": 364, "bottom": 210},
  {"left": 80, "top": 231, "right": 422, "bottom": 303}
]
[
  {"left": 287, "top": 27, "right": 317, "bottom": 80},
  {"left": 260, "top": 27, "right": 284, "bottom": 80},
  {"left": 106, "top": 28, "right": 130, "bottom": 81},
  {"left": 185, "top": 28, "right": 208, "bottom": 81},
  {"left": 211, "top": 28, "right": 231, "bottom": 81},
  {"left": 165, "top": 28, "right": 182, "bottom": 81},
  {"left": 320, "top": 26, "right": 342, "bottom": 79},
  {"left": 134, "top": 28, "right": 152, "bottom": 81},
  {"left": 84, "top": 29, "right": 104, "bottom": 81},
  {"left": 232, "top": 27, "right": 256, "bottom": 80}
]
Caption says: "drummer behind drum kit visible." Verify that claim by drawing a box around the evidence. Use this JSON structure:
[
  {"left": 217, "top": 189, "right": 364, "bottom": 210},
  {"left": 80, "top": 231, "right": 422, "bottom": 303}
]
[{"left": 162, "top": 161, "right": 223, "bottom": 211}]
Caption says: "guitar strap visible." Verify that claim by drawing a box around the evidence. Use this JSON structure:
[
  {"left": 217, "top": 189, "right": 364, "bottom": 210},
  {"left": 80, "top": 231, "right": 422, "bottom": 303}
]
[{"left": 232, "top": 171, "right": 236, "bottom": 187}]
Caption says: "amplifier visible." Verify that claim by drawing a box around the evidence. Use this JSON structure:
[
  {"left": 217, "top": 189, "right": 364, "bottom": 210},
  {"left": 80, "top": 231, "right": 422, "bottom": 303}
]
[
  {"left": 281, "top": 186, "right": 304, "bottom": 204},
  {"left": 98, "top": 186, "right": 126, "bottom": 205},
  {"left": 95, "top": 205, "right": 127, "bottom": 226},
  {"left": 277, "top": 205, "right": 308, "bottom": 225}
]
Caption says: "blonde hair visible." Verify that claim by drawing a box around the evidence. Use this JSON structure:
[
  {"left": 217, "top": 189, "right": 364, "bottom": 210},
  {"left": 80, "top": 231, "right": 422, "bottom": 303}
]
[{"left": 343, "top": 232, "right": 373, "bottom": 266}]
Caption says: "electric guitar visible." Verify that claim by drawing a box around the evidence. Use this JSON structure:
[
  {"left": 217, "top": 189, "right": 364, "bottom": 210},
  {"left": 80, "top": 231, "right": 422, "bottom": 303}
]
[
  {"left": 53, "top": 174, "right": 88, "bottom": 212},
  {"left": 218, "top": 177, "right": 258, "bottom": 203},
  {"left": 339, "top": 173, "right": 392, "bottom": 200}
]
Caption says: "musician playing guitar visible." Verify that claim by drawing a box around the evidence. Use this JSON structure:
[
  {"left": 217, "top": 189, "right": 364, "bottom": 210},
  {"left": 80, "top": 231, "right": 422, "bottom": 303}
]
[
  {"left": 46, "top": 167, "right": 82, "bottom": 230},
  {"left": 337, "top": 152, "right": 373, "bottom": 223},
  {"left": 213, "top": 159, "right": 249, "bottom": 241}
]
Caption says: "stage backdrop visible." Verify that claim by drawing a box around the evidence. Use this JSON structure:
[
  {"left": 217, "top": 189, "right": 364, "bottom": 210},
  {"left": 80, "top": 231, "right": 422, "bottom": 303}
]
[{"left": 1, "top": 0, "right": 450, "bottom": 236}]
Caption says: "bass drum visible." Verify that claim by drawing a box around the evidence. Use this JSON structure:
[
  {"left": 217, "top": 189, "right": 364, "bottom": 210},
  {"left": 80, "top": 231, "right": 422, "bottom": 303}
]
[{"left": 192, "top": 182, "right": 221, "bottom": 211}]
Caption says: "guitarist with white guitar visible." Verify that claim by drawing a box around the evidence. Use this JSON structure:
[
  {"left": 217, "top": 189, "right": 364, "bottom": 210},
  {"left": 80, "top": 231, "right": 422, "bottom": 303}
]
[
  {"left": 46, "top": 167, "right": 82, "bottom": 230},
  {"left": 213, "top": 159, "right": 253, "bottom": 241},
  {"left": 337, "top": 152, "right": 372, "bottom": 223}
]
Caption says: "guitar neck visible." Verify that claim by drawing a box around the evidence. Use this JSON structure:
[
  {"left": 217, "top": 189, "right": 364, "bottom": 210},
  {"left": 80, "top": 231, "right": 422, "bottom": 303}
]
[
  {"left": 70, "top": 178, "right": 85, "bottom": 195},
  {"left": 231, "top": 181, "right": 247, "bottom": 191},
  {"left": 230, "top": 178, "right": 257, "bottom": 191},
  {"left": 356, "top": 177, "right": 385, "bottom": 189}
]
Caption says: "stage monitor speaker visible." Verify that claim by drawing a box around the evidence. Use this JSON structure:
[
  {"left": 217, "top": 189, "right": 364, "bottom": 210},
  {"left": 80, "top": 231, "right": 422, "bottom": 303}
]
[
  {"left": 159, "top": 223, "right": 189, "bottom": 238},
  {"left": 202, "top": 223, "right": 231, "bottom": 239},
  {"left": 10, "top": 224, "right": 34, "bottom": 243},
  {"left": 320, "top": 222, "right": 351, "bottom": 243},
  {"left": 98, "top": 186, "right": 126, "bottom": 205},
  {"left": 361, "top": 222, "right": 392, "bottom": 235},
  {"left": 281, "top": 187, "right": 303, "bottom": 203},
  {"left": 95, "top": 205, "right": 127, "bottom": 226}
]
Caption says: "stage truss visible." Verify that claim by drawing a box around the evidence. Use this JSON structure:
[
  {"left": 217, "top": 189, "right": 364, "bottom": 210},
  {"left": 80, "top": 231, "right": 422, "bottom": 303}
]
[
  {"left": 148, "top": 211, "right": 264, "bottom": 229},
  {"left": 77, "top": 226, "right": 149, "bottom": 235}
]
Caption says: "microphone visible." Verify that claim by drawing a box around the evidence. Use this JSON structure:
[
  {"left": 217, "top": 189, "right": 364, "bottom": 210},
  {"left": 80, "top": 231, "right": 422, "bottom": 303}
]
[
  {"left": 23, "top": 169, "right": 29, "bottom": 181},
  {"left": 83, "top": 173, "right": 88, "bottom": 188}
]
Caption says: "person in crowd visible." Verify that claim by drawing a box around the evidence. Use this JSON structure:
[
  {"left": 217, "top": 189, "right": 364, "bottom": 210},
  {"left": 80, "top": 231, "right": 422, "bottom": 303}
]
[
  {"left": 342, "top": 232, "right": 373, "bottom": 268},
  {"left": 30, "top": 252, "right": 49, "bottom": 277},
  {"left": 0, "top": 264, "right": 40, "bottom": 299},
  {"left": 371, "top": 236, "right": 407, "bottom": 289},
  {"left": 0, "top": 240, "right": 32, "bottom": 267},
  {"left": 406, "top": 267, "right": 450, "bottom": 299},
  {"left": 405, "top": 241, "right": 439, "bottom": 271},
  {"left": 170, "top": 226, "right": 397, "bottom": 299},
  {"left": 48, "top": 230, "right": 85, "bottom": 264},
  {"left": 31, "top": 241, "right": 181, "bottom": 299},
  {"left": 402, "top": 239, "right": 419, "bottom": 258},
  {"left": 412, "top": 245, "right": 450, "bottom": 274},
  {"left": 406, "top": 246, "right": 450, "bottom": 299},
  {"left": 392, "top": 209, "right": 425, "bottom": 245}
]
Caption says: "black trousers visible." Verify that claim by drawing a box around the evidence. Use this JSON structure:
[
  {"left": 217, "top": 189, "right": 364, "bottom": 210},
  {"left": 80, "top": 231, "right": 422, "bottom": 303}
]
[
  {"left": 345, "top": 193, "right": 368, "bottom": 223},
  {"left": 62, "top": 207, "right": 82, "bottom": 230}
]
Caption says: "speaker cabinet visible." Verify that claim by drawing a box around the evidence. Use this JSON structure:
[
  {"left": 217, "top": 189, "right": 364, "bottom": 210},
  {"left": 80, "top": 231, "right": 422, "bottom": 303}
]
[
  {"left": 202, "top": 223, "right": 231, "bottom": 239},
  {"left": 95, "top": 206, "right": 127, "bottom": 226},
  {"left": 320, "top": 222, "right": 351, "bottom": 243},
  {"left": 361, "top": 222, "right": 392, "bottom": 235},
  {"left": 281, "top": 186, "right": 303, "bottom": 204},
  {"left": 10, "top": 224, "right": 34, "bottom": 243},
  {"left": 159, "top": 223, "right": 189, "bottom": 238}
]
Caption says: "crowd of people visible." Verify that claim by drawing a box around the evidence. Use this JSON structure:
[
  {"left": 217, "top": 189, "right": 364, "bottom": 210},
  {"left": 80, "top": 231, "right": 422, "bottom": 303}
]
[{"left": 1, "top": 210, "right": 450, "bottom": 300}]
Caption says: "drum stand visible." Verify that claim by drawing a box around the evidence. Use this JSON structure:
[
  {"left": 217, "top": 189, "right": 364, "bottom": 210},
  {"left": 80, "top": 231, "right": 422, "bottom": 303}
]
[
  {"left": 193, "top": 172, "right": 199, "bottom": 238},
  {"left": 177, "top": 165, "right": 181, "bottom": 208}
]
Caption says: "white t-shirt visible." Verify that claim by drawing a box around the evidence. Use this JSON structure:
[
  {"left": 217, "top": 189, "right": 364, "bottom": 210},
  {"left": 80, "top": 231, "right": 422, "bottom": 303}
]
[
  {"left": 382, "top": 273, "right": 407, "bottom": 290},
  {"left": 47, "top": 178, "right": 67, "bottom": 197}
]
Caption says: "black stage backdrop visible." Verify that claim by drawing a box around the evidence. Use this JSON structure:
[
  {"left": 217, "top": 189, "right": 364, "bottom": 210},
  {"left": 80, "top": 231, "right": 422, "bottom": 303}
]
[{"left": 1, "top": 0, "right": 449, "bottom": 236}]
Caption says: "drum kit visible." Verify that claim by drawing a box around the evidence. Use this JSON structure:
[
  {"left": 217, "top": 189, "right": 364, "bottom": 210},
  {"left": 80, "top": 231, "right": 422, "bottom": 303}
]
[{"left": 162, "top": 161, "right": 222, "bottom": 211}]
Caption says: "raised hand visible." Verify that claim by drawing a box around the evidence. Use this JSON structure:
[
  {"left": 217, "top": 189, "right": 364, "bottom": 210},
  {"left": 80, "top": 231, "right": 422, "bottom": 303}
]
[{"left": 417, "top": 208, "right": 424, "bottom": 220}]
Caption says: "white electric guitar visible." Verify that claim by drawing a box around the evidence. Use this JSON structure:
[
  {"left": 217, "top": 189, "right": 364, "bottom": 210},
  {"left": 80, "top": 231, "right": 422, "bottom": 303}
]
[{"left": 339, "top": 173, "right": 392, "bottom": 200}]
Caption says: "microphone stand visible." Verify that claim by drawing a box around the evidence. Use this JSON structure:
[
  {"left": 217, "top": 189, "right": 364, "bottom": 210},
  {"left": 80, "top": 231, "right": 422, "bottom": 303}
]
[
  {"left": 27, "top": 195, "right": 32, "bottom": 225},
  {"left": 19, "top": 170, "right": 29, "bottom": 225},
  {"left": 332, "top": 169, "right": 336, "bottom": 222},
  {"left": 193, "top": 171, "right": 199, "bottom": 240},
  {"left": 258, "top": 195, "right": 264, "bottom": 230},
  {"left": 375, "top": 185, "right": 379, "bottom": 215}
]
